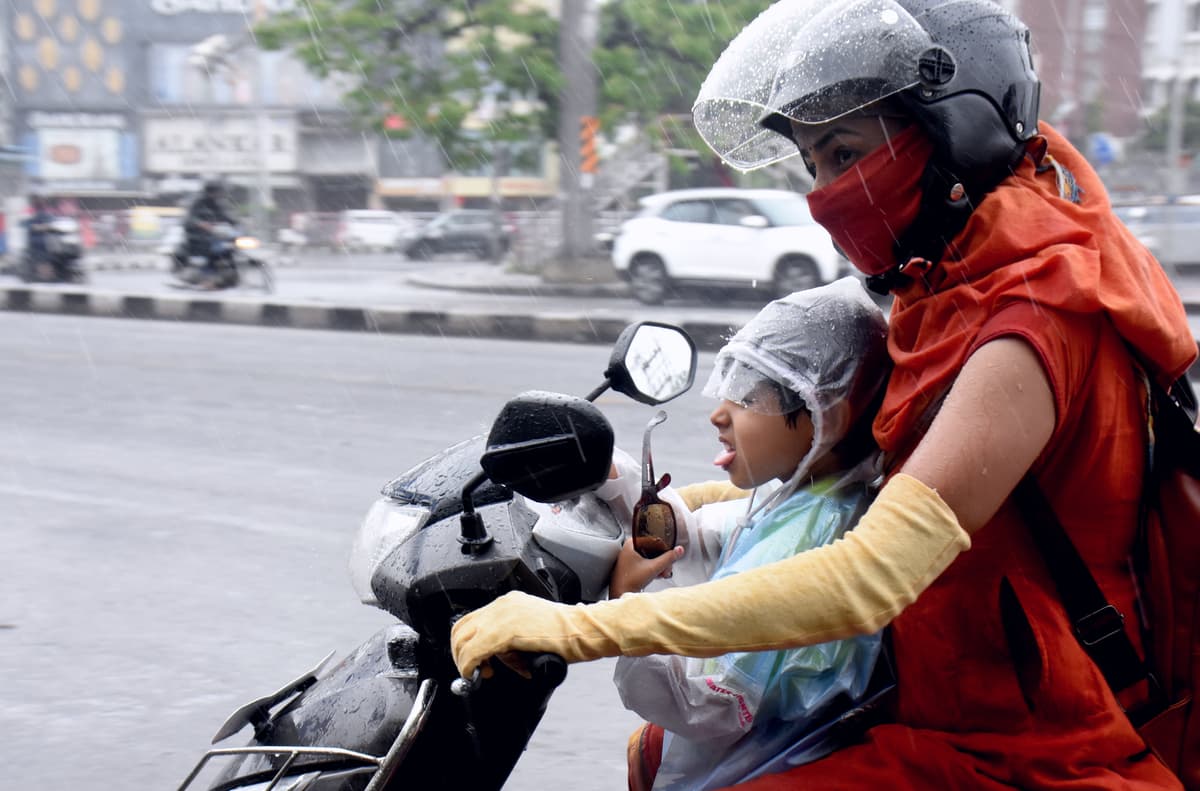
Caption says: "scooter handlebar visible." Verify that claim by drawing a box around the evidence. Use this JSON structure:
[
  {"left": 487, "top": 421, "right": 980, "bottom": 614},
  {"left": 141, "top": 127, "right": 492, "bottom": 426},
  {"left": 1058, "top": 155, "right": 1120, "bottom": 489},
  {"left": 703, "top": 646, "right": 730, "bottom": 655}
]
[
  {"left": 450, "top": 652, "right": 567, "bottom": 697},
  {"left": 527, "top": 652, "right": 568, "bottom": 689}
]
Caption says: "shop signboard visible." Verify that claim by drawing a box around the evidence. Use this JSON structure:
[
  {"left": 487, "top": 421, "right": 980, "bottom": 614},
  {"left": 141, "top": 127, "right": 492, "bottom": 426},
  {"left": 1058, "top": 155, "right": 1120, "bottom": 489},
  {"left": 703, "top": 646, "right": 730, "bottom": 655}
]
[
  {"left": 22, "top": 112, "right": 138, "bottom": 193},
  {"left": 144, "top": 115, "right": 298, "bottom": 175},
  {"left": 39, "top": 129, "right": 122, "bottom": 181}
]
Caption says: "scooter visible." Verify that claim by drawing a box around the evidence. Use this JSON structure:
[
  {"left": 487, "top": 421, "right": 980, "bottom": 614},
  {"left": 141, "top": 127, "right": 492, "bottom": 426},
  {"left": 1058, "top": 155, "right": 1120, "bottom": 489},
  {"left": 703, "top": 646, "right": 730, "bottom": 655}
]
[
  {"left": 170, "top": 222, "right": 273, "bottom": 293},
  {"left": 19, "top": 216, "right": 87, "bottom": 284},
  {"left": 177, "top": 321, "right": 699, "bottom": 791}
]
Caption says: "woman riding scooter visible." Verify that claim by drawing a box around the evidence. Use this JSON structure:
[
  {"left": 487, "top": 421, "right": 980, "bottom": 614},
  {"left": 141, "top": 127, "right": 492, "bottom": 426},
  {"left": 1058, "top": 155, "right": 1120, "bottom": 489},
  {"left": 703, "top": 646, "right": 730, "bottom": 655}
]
[{"left": 451, "top": 1, "right": 1194, "bottom": 787}]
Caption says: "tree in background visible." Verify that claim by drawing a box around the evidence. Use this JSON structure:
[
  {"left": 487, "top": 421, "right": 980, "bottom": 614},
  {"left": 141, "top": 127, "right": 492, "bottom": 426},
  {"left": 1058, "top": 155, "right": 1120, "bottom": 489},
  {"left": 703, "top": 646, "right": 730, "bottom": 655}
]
[
  {"left": 594, "top": 1, "right": 768, "bottom": 183},
  {"left": 255, "top": 1, "right": 561, "bottom": 172},
  {"left": 257, "top": 1, "right": 769, "bottom": 179}
]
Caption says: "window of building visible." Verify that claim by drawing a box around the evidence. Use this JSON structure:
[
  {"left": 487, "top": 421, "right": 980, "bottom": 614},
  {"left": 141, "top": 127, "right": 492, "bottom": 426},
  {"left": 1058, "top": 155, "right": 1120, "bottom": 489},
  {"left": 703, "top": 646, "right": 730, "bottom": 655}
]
[
  {"left": 1083, "top": 1, "right": 1107, "bottom": 32},
  {"left": 1142, "top": 78, "right": 1162, "bottom": 108},
  {"left": 149, "top": 43, "right": 236, "bottom": 105},
  {"left": 150, "top": 45, "right": 345, "bottom": 108}
]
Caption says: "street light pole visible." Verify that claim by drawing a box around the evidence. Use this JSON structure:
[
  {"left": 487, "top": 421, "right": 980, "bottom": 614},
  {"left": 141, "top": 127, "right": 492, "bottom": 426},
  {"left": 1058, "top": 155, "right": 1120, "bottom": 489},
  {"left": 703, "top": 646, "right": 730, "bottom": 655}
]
[
  {"left": 189, "top": 35, "right": 273, "bottom": 239},
  {"left": 489, "top": 141, "right": 509, "bottom": 266},
  {"left": 250, "top": 53, "right": 272, "bottom": 239},
  {"left": 1158, "top": 0, "right": 1187, "bottom": 197},
  {"left": 557, "top": 0, "right": 599, "bottom": 268}
]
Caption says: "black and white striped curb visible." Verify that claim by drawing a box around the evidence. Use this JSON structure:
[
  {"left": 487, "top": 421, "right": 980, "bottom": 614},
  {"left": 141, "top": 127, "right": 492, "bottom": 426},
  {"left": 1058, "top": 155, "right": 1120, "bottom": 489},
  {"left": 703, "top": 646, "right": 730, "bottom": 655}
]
[
  {"left": 0, "top": 285, "right": 738, "bottom": 351},
  {"left": 83, "top": 255, "right": 303, "bottom": 272},
  {"left": 86, "top": 256, "right": 165, "bottom": 271}
]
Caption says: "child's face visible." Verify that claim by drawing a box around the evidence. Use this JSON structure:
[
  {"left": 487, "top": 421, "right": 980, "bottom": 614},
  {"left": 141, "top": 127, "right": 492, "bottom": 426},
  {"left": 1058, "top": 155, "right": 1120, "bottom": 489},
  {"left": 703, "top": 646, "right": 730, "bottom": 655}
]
[{"left": 708, "top": 384, "right": 814, "bottom": 490}]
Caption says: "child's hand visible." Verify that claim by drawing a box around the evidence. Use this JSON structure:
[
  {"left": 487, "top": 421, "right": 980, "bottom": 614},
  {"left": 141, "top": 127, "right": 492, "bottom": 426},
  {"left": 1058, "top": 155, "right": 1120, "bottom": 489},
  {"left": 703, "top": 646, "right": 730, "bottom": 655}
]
[{"left": 608, "top": 537, "right": 684, "bottom": 598}]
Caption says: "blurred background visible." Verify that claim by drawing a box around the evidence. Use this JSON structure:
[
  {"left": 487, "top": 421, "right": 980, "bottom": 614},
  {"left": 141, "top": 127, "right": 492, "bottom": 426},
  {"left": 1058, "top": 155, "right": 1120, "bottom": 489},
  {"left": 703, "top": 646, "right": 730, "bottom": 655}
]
[{"left": 3, "top": 0, "right": 1200, "bottom": 275}]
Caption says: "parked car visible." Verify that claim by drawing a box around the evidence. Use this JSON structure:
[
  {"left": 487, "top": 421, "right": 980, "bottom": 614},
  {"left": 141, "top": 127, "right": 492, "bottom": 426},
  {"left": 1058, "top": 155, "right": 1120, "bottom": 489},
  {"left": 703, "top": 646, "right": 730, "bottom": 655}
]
[
  {"left": 1114, "top": 197, "right": 1200, "bottom": 267},
  {"left": 610, "top": 188, "right": 845, "bottom": 304},
  {"left": 335, "top": 210, "right": 414, "bottom": 252},
  {"left": 402, "top": 209, "right": 517, "bottom": 261},
  {"left": 277, "top": 227, "right": 307, "bottom": 251}
]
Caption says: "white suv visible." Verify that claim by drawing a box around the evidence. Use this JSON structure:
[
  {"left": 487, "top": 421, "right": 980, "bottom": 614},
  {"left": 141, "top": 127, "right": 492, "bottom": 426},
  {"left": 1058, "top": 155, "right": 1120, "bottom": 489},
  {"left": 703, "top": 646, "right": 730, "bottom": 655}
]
[{"left": 611, "top": 188, "right": 845, "bottom": 304}]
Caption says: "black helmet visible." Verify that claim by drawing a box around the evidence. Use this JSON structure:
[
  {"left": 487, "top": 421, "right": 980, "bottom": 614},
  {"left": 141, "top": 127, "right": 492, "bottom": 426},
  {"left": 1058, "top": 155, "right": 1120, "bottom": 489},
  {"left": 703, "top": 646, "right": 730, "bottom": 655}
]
[
  {"left": 694, "top": 0, "right": 1040, "bottom": 193},
  {"left": 892, "top": 0, "right": 1039, "bottom": 194},
  {"left": 203, "top": 179, "right": 226, "bottom": 196}
]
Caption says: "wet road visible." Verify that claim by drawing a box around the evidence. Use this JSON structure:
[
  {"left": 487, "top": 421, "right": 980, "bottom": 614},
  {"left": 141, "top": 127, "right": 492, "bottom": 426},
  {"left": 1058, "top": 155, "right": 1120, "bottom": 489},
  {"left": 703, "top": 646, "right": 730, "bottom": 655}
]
[
  {"left": 0, "top": 312, "right": 724, "bottom": 790},
  {"left": 74, "top": 250, "right": 773, "bottom": 323},
  {"left": 2, "top": 260, "right": 1197, "bottom": 790}
]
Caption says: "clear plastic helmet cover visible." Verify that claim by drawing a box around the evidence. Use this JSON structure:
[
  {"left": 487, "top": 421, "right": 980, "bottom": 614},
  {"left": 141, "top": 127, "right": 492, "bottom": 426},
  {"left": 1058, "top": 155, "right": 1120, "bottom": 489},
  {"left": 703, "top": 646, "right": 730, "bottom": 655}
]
[
  {"left": 693, "top": 0, "right": 932, "bottom": 171},
  {"left": 704, "top": 276, "right": 890, "bottom": 473},
  {"left": 709, "top": 358, "right": 808, "bottom": 417}
]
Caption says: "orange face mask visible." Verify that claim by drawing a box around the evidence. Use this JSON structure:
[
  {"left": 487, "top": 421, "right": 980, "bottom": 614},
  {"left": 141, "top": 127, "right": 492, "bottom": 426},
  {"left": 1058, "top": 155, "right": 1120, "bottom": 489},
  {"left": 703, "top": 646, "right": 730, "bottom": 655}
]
[{"left": 806, "top": 125, "right": 933, "bottom": 276}]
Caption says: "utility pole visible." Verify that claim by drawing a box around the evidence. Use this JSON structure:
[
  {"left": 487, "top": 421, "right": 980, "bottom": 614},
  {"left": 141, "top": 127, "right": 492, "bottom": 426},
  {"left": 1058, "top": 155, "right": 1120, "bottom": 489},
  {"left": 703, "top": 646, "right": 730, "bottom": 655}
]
[
  {"left": 556, "top": 0, "right": 598, "bottom": 271},
  {"left": 1157, "top": 0, "right": 1186, "bottom": 275},
  {"left": 189, "top": 34, "right": 273, "bottom": 239},
  {"left": 1160, "top": 0, "right": 1187, "bottom": 197}
]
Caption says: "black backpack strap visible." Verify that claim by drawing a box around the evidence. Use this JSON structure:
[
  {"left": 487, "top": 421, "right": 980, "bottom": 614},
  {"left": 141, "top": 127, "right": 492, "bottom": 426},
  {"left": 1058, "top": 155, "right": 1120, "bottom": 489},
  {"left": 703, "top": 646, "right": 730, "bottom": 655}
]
[{"left": 1012, "top": 477, "right": 1156, "bottom": 697}]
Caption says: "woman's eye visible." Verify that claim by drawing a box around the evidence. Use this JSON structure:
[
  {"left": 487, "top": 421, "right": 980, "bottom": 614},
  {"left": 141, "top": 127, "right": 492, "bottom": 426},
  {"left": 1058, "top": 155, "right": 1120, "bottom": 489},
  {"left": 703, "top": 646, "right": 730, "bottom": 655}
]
[{"left": 833, "top": 147, "right": 857, "bottom": 168}]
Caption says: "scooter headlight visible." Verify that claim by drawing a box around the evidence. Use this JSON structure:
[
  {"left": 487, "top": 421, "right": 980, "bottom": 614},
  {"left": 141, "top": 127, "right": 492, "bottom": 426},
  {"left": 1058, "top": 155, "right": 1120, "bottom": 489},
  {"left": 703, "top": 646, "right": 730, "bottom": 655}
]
[
  {"left": 235, "top": 236, "right": 261, "bottom": 250},
  {"left": 348, "top": 499, "right": 429, "bottom": 606}
]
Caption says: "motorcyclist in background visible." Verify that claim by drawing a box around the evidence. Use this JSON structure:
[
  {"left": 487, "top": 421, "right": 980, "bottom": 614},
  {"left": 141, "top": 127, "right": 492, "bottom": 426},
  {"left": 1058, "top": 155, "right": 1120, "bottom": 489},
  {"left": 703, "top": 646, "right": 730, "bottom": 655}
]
[
  {"left": 185, "top": 180, "right": 237, "bottom": 286},
  {"left": 22, "top": 195, "right": 55, "bottom": 276}
]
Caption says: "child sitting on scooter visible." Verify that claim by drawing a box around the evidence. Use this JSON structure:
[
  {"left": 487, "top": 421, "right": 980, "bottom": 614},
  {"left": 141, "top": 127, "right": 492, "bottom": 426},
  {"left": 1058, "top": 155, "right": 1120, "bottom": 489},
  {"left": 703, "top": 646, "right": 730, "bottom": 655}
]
[{"left": 595, "top": 277, "right": 892, "bottom": 791}]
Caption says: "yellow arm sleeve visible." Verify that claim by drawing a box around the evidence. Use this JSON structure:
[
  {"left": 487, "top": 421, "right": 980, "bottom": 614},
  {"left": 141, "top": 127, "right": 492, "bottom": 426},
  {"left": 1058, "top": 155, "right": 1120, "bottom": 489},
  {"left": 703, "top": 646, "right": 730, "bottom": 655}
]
[
  {"left": 675, "top": 480, "right": 750, "bottom": 511},
  {"left": 452, "top": 474, "right": 970, "bottom": 675}
]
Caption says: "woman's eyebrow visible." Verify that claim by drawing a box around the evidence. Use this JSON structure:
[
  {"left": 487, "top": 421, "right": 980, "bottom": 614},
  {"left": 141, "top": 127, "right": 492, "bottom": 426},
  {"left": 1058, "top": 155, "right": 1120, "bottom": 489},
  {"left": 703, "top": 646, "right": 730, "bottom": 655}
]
[{"left": 797, "top": 126, "right": 860, "bottom": 155}]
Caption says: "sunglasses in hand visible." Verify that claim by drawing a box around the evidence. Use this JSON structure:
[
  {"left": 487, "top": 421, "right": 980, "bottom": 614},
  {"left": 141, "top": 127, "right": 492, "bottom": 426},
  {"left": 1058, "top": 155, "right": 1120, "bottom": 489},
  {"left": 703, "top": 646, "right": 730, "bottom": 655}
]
[{"left": 632, "top": 472, "right": 676, "bottom": 558}]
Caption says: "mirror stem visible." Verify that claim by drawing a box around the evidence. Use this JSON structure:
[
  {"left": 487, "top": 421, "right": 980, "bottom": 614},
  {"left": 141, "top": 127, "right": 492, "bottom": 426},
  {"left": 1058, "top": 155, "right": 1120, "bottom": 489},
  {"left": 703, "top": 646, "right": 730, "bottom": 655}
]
[
  {"left": 458, "top": 471, "right": 493, "bottom": 554},
  {"left": 584, "top": 380, "right": 611, "bottom": 403}
]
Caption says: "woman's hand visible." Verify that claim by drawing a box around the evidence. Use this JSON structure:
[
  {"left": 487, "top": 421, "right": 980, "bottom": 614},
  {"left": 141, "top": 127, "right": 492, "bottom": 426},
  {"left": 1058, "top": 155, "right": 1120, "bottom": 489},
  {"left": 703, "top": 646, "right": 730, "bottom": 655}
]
[{"left": 609, "top": 537, "right": 684, "bottom": 598}]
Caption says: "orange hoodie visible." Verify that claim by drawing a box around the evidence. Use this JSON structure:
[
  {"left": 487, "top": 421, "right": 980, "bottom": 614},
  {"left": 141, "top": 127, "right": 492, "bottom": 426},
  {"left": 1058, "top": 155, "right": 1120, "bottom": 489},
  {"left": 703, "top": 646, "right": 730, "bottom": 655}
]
[
  {"left": 718, "top": 125, "right": 1191, "bottom": 790},
  {"left": 876, "top": 123, "right": 1194, "bottom": 455}
]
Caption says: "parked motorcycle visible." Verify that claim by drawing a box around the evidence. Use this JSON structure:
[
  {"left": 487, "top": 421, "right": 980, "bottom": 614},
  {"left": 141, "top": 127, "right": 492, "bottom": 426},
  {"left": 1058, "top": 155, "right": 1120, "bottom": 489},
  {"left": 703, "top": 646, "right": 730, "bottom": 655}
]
[
  {"left": 19, "top": 216, "right": 86, "bottom": 284},
  {"left": 170, "top": 222, "right": 273, "bottom": 292},
  {"left": 177, "top": 321, "right": 698, "bottom": 791}
]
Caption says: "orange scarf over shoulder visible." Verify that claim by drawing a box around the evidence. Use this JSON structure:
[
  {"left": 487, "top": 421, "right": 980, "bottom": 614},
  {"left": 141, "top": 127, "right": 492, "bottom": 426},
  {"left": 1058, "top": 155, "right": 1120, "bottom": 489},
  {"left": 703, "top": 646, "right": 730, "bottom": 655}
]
[{"left": 876, "top": 123, "right": 1195, "bottom": 453}]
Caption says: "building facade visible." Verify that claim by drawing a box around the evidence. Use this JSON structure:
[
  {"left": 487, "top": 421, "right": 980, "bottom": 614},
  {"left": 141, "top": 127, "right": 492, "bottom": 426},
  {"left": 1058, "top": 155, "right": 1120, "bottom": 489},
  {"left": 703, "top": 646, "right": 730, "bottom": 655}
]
[
  {"left": 1014, "top": 0, "right": 1149, "bottom": 141},
  {"left": 3, "top": 0, "right": 560, "bottom": 225},
  {"left": 3, "top": 0, "right": 383, "bottom": 226}
]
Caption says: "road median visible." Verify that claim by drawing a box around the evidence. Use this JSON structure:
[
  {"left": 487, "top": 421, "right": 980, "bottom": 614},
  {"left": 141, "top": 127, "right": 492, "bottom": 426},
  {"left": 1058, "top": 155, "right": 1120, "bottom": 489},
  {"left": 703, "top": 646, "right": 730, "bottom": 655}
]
[
  {"left": 0, "top": 284, "right": 745, "bottom": 351},
  {"left": 5, "top": 271, "right": 1198, "bottom": 355}
]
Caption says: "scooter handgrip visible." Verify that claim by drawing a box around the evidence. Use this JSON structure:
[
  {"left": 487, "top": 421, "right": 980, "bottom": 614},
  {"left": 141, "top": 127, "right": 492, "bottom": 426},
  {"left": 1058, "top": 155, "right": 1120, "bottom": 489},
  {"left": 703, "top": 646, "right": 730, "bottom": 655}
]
[{"left": 527, "top": 652, "right": 568, "bottom": 689}]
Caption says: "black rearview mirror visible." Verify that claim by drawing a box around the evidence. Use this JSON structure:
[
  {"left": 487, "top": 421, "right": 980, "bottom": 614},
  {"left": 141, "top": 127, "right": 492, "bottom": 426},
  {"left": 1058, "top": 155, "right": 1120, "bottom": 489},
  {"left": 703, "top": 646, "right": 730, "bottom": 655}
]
[
  {"left": 479, "top": 391, "right": 614, "bottom": 503},
  {"left": 604, "top": 322, "right": 698, "bottom": 406}
]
